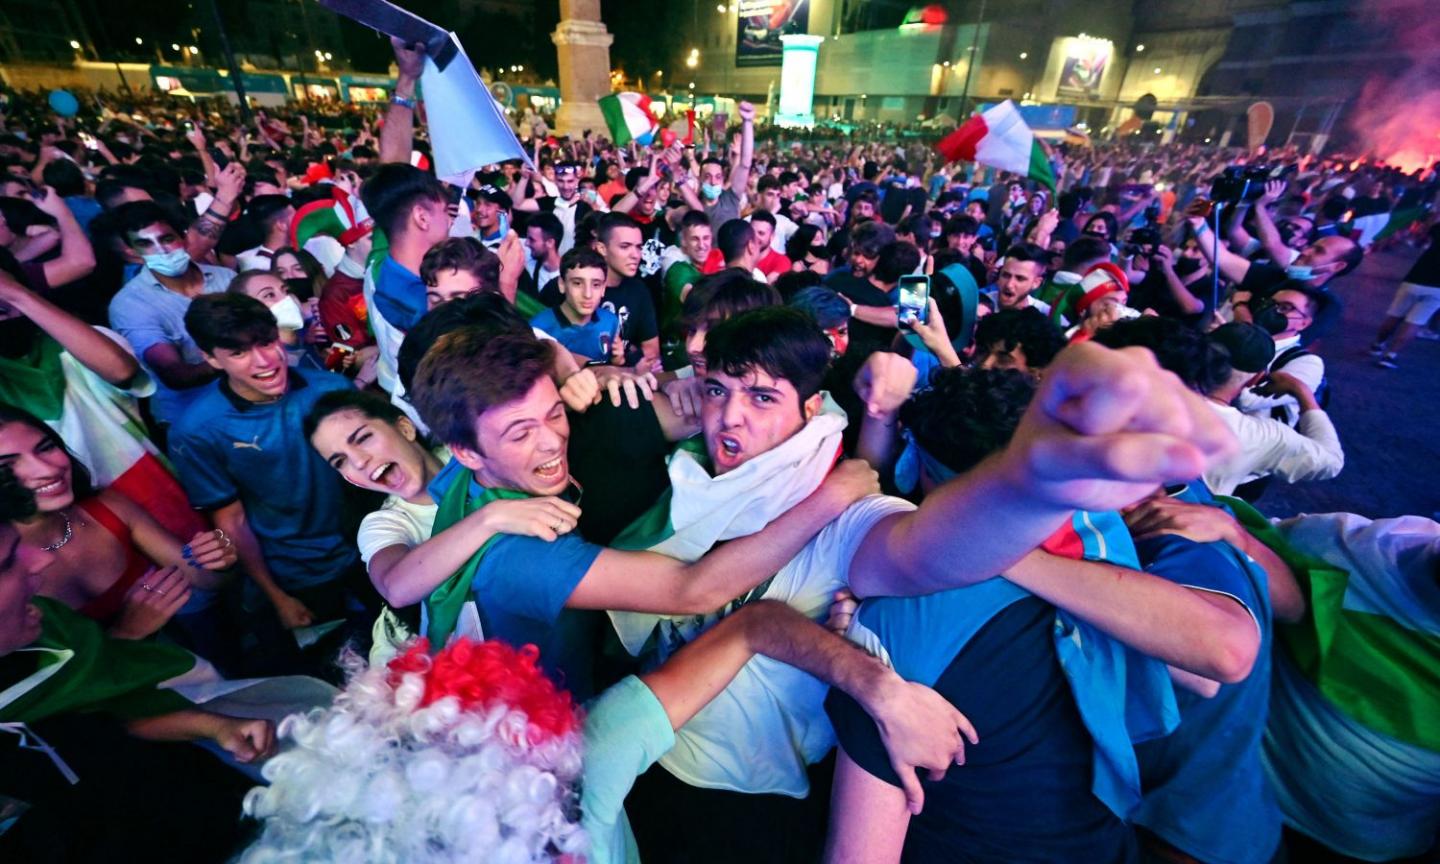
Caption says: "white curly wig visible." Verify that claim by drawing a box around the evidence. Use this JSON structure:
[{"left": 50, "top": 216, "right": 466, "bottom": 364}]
[{"left": 240, "top": 638, "right": 587, "bottom": 864}]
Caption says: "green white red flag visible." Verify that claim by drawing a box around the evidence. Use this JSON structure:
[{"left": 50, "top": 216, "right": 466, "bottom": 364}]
[{"left": 936, "top": 100, "right": 1056, "bottom": 189}]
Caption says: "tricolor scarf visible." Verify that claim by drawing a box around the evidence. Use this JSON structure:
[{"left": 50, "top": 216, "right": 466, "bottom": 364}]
[
  {"left": 0, "top": 332, "right": 67, "bottom": 421},
  {"left": 1223, "top": 496, "right": 1440, "bottom": 753},
  {"left": 605, "top": 402, "right": 849, "bottom": 658},
  {"left": 877, "top": 433, "right": 1177, "bottom": 819}
]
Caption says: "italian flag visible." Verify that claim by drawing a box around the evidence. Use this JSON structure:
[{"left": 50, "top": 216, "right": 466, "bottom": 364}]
[
  {"left": 598, "top": 91, "right": 659, "bottom": 146},
  {"left": 936, "top": 100, "right": 1056, "bottom": 189}
]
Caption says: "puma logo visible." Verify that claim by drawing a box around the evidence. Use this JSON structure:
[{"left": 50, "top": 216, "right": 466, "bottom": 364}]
[{"left": 232, "top": 436, "right": 263, "bottom": 452}]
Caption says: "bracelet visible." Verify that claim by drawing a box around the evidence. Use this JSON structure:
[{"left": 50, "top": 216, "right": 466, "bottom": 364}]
[
  {"left": 390, "top": 94, "right": 417, "bottom": 110},
  {"left": 1193, "top": 220, "right": 1209, "bottom": 234}
]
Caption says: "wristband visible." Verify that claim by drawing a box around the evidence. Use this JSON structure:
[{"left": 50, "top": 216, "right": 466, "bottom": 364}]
[
  {"left": 390, "top": 94, "right": 417, "bottom": 110},
  {"left": 1193, "top": 220, "right": 1209, "bottom": 234}
]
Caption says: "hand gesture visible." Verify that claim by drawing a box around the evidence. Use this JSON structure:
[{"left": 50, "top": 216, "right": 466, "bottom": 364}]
[
  {"left": 271, "top": 592, "right": 315, "bottom": 630},
  {"left": 1122, "top": 496, "right": 1240, "bottom": 545},
  {"left": 1259, "top": 179, "right": 1286, "bottom": 205},
  {"left": 479, "top": 496, "right": 582, "bottom": 542},
  {"left": 634, "top": 153, "right": 662, "bottom": 196},
  {"left": 911, "top": 298, "right": 956, "bottom": 361},
  {"left": 112, "top": 566, "right": 192, "bottom": 640},
  {"left": 559, "top": 368, "right": 602, "bottom": 412},
  {"left": 592, "top": 366, "right": 657, "bottom": 409},
  {"left": 737, "top": 101, "right": 755, "bottom": 124},
  {"left": 215, "top": 161, "right": 246, "bottom": 202},
  {"left": 390, "top": 37, "right": 427, "bottom": 80},
  {"left": 184, "top": 120, "right": 207, "bottom": 152},
  {"left": 815, "top": 458, "right": 881, "bottom": 516},
  {"left": 661, "top": 376, "right": 705, "bottom": 420},
  {"left": 1037, "top": 207, "right": 1060, "bottom": 235},
  {"left": 1153, "top": 243, "right": 1176, "bottom": 272},
  {"left": 825, "top": 588, "right": 858, "bottom": 636},
  {"left": 212, "top": 716, "right": 277, "bottom": 764},
  {"left": 868, "top": 671, "right": 980, "bottom": 814},
  {"left": 31, "top": 185, "right": 67, "bottom": 220},
  {"left": 853, "top": 350, "right": 917, "bottom": 420},
  {"left": 1001, "top": 342, "right": 1237, "bottom": 513},
  {"left": 497, "top": 229, "right": 525, "bottom": 280},
  {"left": 1253, "top": 370, "right": 1311, "bottom": 400},
  {"left": 182, "top": 528, "right": 236, "bottom": 571}
]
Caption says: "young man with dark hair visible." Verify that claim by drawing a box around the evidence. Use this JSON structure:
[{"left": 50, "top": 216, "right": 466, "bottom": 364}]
[
  {"left": 748, "top": 209, "right": 791, "bottom": 283},
  {"left": 530, "top": 248, "right": 621, "bottom": 362},
  {"left": 108, "top": 200, "right": 235, "bottom": 428},
  {"left": 520, "top": 210, "right": 564, "bottom": 311},
  {"left": 827, "top": 239, "right": 922, "bottom": 354},
  {"left": 716, "top": 218, "right": 759, "bottom": 275},
  {"left": 992, "top": 242, "right": 1052, "bottom": 315},
  {"left": 170, "top": 293, "right": 364, "bottom": 655},
  {"left": 357, "top": 162, "right": 450, "bottom": 398},
  {"left": 755, "top": 173, "right": 798, "bottom": 252},
  {"left": 512, "top": 161, "right": 593, "bottom": 255},
  {"left": 419, "top": 237, "right": 501, "bottom": 312},
  {"left": 660, "top": 210, "right": 716, "bottom": 366},
  {"left": 592, "top": 212, "right": 661, "bottom": 370},
  {"left": 973, "top": 307, "right": 1067, "bottom": 373},
  {"left": 679, "top": 270, "right": 782, "bottom": 375}
]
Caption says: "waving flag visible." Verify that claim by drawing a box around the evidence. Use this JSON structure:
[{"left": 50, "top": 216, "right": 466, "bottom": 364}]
[
  {"left": 598, "top": 92, "right": 659, "bottom": 146},
  {"left": 936, "top": 100, "right": 1056, "bottom": 189}
]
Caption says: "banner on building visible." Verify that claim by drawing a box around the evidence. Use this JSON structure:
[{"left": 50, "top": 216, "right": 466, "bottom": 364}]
[
  {"left": 736, "top": 0, "right": 810, "bottom": 67},
  {"left": 1057, "top": 38, "right": 1111, "bottom": 98}
]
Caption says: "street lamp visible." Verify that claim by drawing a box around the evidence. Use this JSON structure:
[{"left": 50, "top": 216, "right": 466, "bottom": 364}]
[
  {"left": 1018, "top": 51, "right": 1027, "bottom": 59},
  {"left": 324, "top": 52, "right": 333, "bottom": 60},
  {"left": 1136, "top": 43, "right": 1146, "bottom": 52},
  {"left": 135, "top": 37, "right": 143, "bottom": 45},
  {"left": 69, "top": 40, "right": 81, "bottom": 50},
  {"left": 172, "top": 43, "right": 181, "bottom": 51}
]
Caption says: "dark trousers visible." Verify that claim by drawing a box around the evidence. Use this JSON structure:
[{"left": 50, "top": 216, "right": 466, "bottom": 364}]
[{"left": 626, "top": 752, "right": 835, "bottom": 864}]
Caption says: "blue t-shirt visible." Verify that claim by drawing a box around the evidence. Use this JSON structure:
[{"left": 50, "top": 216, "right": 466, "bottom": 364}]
[
  {"left": 530, "top": 306, "right": 619, "bottom": 360},
  {"left": 372, "top": 254, "right": 426, "bottom": 332},
  {"left": 828, "top": 589, "right": 1136, "bottom": 864},
  {"left": 1132, "top": 532, "right": 1279, "bottom": 864},
  {"left": 470, "top": 509, "right": 605, "bottom": 701},
  {"left": 167, "top": 369, "right": 358, "bottom": 598}
]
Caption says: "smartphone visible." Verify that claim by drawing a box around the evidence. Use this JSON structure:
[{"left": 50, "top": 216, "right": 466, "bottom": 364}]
[
  {"left": 897, "top": 275, "right": 930, "bottom": 327},
  {"left": 79, "top": 131, "right": 99, "bottom": 150},
  {"left": 444, "top": 183, "right": 464, "bottom": 207}
]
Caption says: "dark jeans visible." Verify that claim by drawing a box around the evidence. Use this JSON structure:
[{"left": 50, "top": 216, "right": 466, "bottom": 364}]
[{"left": 626, "top": 752, "right": 835, "bottom": 864}]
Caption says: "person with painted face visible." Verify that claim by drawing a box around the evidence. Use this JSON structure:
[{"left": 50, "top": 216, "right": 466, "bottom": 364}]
[
  {"left": 169, "top": 293, "right": 367, "bottom": 667},
  {"left": 107, "top": 201, "right": 235, "bottom": 430},
  {"left": 788, "top": 285, "right": 852, "bottom": 360}
]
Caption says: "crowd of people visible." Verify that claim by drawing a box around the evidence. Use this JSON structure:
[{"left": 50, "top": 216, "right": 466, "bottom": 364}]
[{"left": 0, "top": 34, "right": 1437, "bottom": 864}]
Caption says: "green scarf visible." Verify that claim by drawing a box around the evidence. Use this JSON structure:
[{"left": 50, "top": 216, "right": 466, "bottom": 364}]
[
  {"left": 0, "top": 334, "right": 67, "bottom": 421},
  {"left": 0, "top": 598, "right": 194, "bottom": 724},
  {"left": 423, "top": 470, "right": 530, "bottom": 645},
  {"left": 1222, "top": 496, "right": 1440, "bottom": 752}
]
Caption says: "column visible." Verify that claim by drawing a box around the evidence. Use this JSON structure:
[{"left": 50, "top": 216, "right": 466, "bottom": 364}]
[
  {"left": 776, "top": 35, "right": 824, "bottom": 128},
  {"left": 551, "top": 0, "right": 615, "bottom": 138}
]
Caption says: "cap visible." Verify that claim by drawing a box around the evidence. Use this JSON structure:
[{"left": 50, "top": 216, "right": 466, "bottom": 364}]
[
  {"left": 473, "top": 184, "right": 512, "bottom": 210},
  {"left": 1076, "top": 262, "right": 1130, "bottom": 315},
  {"left": 1211, "top": 322, "right": 1276, "bottom": 373}
]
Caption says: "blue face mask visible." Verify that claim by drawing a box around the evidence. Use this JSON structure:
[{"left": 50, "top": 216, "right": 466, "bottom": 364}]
[
  {"left": 1285, "top": 264, "right": 1316, "bottom": 281},
  {"left": 143, "top": 248, "right": 191, "bottom": 278},
  {"left": 701, "top": 183, "right": 723, "bottom": 202}
]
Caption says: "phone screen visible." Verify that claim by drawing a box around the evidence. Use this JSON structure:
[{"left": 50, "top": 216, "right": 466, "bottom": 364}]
[{"left": 897, "top": 276, "right": 930, "bottom": 327}]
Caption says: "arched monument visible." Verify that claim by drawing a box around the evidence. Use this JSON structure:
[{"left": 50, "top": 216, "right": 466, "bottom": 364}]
[{"left": 551, "top": 0, "right": 614, "bottom": 137}]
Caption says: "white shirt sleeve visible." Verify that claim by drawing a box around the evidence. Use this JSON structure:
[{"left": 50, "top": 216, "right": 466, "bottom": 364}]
[
  {"left": 357, "top": 500, "right": 436, "bottom": 567},
  {"left": 1236, "top": 410, "right": 1344, "bottom": 487}
]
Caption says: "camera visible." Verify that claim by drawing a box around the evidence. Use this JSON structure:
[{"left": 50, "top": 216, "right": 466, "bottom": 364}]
[
  {"left": 1123, "top": 226, "right": 1162, "bottom": 257},
  {"left": 1209, "top": 164, "right": 1293, "bottom": 204}
]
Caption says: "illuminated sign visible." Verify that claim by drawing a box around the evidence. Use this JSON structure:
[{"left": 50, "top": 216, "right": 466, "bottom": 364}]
[
  {"left": 1057, "top": 37, "right": 1111, "bottom": 97},
  {"left": 776, "top": 34, "right": 823, "bottom": 127},
  {"left": 736, "top": 0, "right": 810, "bottom": 67}
]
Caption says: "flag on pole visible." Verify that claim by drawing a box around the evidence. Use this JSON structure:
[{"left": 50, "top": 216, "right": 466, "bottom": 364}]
[
  {"left": 935, "top": 100, "right": 1056, "bottom": 189},
  {"left": 598, "top": 92, "right": 659, "bottom": 146}
]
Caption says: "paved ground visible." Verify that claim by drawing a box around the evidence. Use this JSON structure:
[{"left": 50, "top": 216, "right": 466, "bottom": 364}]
[{"left": 1248, "top": 242, "right": 1440, "bottom": 521}]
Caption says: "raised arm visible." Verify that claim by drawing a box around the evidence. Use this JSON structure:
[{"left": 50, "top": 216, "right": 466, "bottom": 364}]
[
  {"left": 1151, "top": 245, "right": 1206, "bottom": 316},
  {"left": 187, "top": 162, "right": 245, "bottom": 262},
  {"left": 851, "top": 351, "right": 916, "bottom": 475},
  {"left": 848, "top": 342, "right": 1237, "bottom": 598},
  {"left": 1187, "top": 212, "right": 1252, "bottom": 284},
  {"left": 567, "top": 460, "right": 878, "bottom": 614},
  {"left": 380, "top": 38, "right": 425, "bottom": 164},
  {"left": 643, "top": 599, "right": 976, "bottom": 812},
  {"left": 31, "top": 186, "right": 95, "bottom": 288},
  {"left": 1251, "top": 180, "right": 1292, "bottom": 265},
  {"left": 730, "top": 101, "right": 755, "bottom": 199},
  {"left": 0, "top": 271, "right": 136, "bottom": 386}
]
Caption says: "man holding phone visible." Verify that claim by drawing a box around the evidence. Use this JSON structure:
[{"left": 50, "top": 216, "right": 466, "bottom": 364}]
[{"left": 827, "top": 240, "right": 922, "bottom": 355}]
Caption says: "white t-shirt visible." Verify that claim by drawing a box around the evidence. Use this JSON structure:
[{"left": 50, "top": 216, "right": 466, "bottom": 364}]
[
  {"left": 655, "top": 494, "right": 913, "bottom": 797},
  {"left": 357, "top": 495, "right": 437, "bottom": 567}
]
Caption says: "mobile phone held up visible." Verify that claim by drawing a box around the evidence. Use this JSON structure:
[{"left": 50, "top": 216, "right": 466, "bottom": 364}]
[{"left": 897, "top": 275, "right": 930, "bottom": 327}]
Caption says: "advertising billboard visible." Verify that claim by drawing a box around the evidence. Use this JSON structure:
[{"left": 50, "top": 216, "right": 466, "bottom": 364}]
[
  {"left": 1057, "top": 38, "right": 1111, "bottom": 98},
  {"left": 736, "top": 0, "right": 810, "bottom": 67}
]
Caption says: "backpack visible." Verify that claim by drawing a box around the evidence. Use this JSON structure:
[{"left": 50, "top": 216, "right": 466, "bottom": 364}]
[{"left": 1270, "top": 345, "right": 1330, "bottom": 421}]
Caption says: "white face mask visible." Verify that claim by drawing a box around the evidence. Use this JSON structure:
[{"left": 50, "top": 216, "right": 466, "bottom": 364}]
[{"left": 269, "top": 294, "right": 305, "bottom": 331}]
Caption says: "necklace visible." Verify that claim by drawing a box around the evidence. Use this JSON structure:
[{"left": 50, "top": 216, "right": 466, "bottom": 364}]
[{"left": 41, "top": 510, "right": 73, "bottom": 552}]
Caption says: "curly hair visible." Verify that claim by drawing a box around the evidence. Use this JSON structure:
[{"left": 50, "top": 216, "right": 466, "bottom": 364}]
[
  {"left": 1090, "top": 316, "right": 1232, "bottom": 394},
  {"left": 241, "top": 638, "right": 586, "bottom": 864},
  {"left": 973, "top": 308, "right": 1067, "bottom": 369},
  {"left": 900, "top": 367, "right": 1036, "bottom": 476}
]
